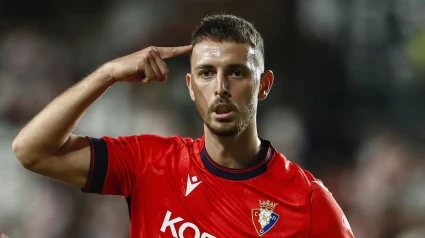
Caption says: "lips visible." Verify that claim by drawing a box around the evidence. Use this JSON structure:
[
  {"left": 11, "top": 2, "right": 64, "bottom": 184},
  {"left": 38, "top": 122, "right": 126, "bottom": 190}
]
[{"left": 215, "top": 104, "right": 232, "bottom": 114}]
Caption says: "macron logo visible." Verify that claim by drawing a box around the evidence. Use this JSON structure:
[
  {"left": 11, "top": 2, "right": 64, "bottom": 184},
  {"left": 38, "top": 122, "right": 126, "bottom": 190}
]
[{"left": 186, "top": 175, "right": 202, "bottom": 197}]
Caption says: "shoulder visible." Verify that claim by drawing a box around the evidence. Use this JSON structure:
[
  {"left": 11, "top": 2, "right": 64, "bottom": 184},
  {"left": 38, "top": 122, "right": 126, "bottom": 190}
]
[
  {"left": 271, "top": 153, "right": 328, "bottom": 193},
  {"left": 102, "top": 134, "right": 192, "bottom": 146},
  {"left": 307, "top": 171, "right": 354, "bottom": 237},
  {"left": 276, "top": 157, "right": 353, "bottom": 236},
  {"left": 100, "top": 134, "right": 196, "bottom": 154}
]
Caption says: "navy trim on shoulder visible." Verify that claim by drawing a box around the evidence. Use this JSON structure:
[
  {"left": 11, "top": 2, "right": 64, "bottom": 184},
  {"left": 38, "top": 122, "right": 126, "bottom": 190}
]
[
  {"left": 200, "top": 139, "right": 275, "bottom": 180},
  {"left": 126, "top": 196, "right": 132, "bottom": 220},
  {"left": 82, "top": 137, "right": 108, "bottom": 193}
]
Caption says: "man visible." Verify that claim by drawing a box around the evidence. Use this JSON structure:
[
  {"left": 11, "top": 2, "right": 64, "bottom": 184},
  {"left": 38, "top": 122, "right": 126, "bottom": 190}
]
[{"left": 12, "top": 14, "right": 354, "bottom": 237}]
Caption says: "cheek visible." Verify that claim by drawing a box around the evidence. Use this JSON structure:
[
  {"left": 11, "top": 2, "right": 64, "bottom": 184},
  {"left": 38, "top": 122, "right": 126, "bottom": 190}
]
[
  {"left": 232, "top": 81, "right": 257, "bottom": 105},
  {"left": 194, "top": 80, "right": 216, "bottom": 99},
  {"left": 192, "top": 82, "right": 210, "bottom": 108}
]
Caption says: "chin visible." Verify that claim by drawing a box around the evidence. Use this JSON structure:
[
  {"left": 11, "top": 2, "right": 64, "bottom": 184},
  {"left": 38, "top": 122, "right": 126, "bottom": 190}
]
[
  {"left": 210, "top": 128, "right": 240, "bottom": 137},
  {"left": 207, "top": 121, "right": 240, "bottom": 137}
]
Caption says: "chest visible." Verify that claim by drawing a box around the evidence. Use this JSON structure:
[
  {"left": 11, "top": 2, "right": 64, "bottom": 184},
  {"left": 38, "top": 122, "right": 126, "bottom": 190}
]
[{"left": 134, "top": 153, "right": 311, "bottom": 237}]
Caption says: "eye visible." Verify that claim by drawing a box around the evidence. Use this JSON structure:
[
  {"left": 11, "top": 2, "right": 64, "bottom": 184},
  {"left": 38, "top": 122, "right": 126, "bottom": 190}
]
[
  {"left": 230, "top": 70, "right": 243, "bottom": 78},
  {"left": 198, "top": 70, "right": 213, "bottom": 78}
]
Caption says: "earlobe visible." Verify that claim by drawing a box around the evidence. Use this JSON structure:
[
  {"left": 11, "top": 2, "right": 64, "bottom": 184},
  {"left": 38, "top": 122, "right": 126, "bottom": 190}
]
[
  {"left": 258, "top": 70, "right": 274, "bottom": 100},
  {"left": 258, "top": 89, "right": 267, "bottom": 100}
]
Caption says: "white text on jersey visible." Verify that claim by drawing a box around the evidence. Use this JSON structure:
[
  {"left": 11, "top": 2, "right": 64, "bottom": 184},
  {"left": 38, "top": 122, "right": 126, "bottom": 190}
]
[{"left": 161, "top": 211, "right": 215, "bottom": 238}]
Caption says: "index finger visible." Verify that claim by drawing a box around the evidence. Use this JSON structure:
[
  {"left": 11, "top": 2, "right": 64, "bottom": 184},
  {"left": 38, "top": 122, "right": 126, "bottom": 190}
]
[{"left": 156, "top": 45, "right": 192, "bottom": 59}]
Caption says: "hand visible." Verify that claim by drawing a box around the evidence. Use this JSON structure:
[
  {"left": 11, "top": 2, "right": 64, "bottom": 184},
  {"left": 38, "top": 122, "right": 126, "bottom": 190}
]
[{"left": 103, "top": 45, "right": 192, "bottom": 84}]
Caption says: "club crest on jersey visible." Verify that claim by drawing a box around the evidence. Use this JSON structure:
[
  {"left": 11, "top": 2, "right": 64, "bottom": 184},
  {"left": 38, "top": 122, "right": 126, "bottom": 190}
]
[{"left": 251, "top": 200, "right": 279, "bottom": 236}]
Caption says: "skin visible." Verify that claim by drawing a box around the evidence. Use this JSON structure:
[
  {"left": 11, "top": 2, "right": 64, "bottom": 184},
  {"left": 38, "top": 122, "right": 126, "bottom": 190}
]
[
  {"left": 11, "top": 40, "right": 274, "bottom": 189},
  {"left": 12, "top": 46, "right": 192, "bottom": 188},
  {"left": 187, "top": 40, "right": 274, "bottom": 169}
]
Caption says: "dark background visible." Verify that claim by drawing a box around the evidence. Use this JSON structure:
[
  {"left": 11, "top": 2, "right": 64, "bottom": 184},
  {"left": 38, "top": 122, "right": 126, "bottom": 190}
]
[{"left": 1, "top": 0, "right": 425, "bottom": 237}]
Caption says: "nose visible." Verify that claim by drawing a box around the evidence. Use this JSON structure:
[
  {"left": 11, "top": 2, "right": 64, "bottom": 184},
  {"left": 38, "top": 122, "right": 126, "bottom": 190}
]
[{"left": 214, "top": 72, "right": 231, "bottom": 98}]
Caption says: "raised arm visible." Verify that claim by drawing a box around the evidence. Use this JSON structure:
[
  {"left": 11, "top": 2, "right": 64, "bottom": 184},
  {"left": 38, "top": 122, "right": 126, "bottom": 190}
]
[{"left": 12, "top": 46, "right": 192, "bottom": 188}]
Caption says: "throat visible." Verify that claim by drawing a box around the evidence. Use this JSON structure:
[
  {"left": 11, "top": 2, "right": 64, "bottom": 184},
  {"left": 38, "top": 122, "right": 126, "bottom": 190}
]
[
  {"left": 204, "top": 136, "right": 266, "bottom": 169},
  {"left": 200, "top": 137, "right": 275, "bottom": 181}
]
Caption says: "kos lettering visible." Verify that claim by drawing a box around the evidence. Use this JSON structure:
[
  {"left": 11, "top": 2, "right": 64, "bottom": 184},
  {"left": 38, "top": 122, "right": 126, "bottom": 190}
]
[{"left": 161, "top": 211, "right": 216, "bottom": 238}]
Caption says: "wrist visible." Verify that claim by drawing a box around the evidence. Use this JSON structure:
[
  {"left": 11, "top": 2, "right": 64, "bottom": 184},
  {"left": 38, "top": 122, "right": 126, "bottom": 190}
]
[{"left": 95, "top": 63, "right": 117, "bottom": 86}]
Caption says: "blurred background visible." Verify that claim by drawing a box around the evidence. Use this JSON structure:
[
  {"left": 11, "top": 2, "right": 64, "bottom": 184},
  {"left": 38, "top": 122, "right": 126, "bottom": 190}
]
[{"left": 1, "top": 0, "right": 425, "bottom": 237}]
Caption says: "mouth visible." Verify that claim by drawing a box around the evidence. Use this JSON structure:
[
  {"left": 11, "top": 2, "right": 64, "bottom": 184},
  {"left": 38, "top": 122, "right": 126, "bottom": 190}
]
[
  {"left": 212, "top": 104, "right": 236, "bottom": 120},
  {"left": 214, "top": 104, "right": 233, "bottom": 114}
]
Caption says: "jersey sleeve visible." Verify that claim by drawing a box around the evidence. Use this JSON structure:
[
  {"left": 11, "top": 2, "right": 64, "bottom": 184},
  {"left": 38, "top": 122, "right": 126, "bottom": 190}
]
[
  {"left": 81, "top": 134, "right": 179, "bottom": 197},
  {"left": 309, "top": 179, "right": 355, "bottom": 238}
]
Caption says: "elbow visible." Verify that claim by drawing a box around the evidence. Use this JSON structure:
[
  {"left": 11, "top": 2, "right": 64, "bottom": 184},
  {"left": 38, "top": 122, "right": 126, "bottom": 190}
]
[
  {"left": 12, "top": 138, "right": 37, "bottom": 170},
  {"left": 12, "top": 137, "right": 24, "bottom": 162}
]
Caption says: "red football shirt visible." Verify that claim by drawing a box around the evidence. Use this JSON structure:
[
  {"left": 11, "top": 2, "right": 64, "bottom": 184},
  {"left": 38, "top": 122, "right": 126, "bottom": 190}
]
[{"left": 82, "top": 135, "right": 355, "bottom": 238}]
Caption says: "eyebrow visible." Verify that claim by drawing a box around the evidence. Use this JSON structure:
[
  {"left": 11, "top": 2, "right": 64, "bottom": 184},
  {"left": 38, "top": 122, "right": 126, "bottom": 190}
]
[
  {"left": 227, "top": 63, "right": 249, "bottom": 70},
  {"left": 193, "top": 63, "right": 249, "bottom": 70},
  {"left": 194, "top": 64, "right": 215, "bottom": 70}
]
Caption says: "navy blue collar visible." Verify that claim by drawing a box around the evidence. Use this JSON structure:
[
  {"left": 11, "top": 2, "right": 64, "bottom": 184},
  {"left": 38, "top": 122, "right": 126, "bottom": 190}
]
[{"left": 200, "top": 139, "right": 275, "bottom": 180}]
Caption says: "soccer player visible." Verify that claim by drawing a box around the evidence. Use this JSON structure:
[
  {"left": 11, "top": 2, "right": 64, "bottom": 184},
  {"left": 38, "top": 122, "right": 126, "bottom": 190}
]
[{"left": 12, "top": 14, "right": 354, "bottom": 237}]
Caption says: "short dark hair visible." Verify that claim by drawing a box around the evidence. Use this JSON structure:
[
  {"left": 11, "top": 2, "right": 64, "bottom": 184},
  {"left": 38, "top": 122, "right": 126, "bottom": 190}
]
[{"left": 191, "top": 14, "right": 264, "bottom": 66}]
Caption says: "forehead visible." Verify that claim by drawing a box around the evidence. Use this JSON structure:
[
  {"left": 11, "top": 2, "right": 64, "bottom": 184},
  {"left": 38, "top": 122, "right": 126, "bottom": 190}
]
[{"left": 191, "top": 40, "right": 255, "bottom": 67}]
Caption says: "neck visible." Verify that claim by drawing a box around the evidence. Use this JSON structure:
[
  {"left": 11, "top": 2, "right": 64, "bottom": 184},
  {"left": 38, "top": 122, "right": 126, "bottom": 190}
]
[{"left": 204, "top": 122, "right": 262, "bottom": 169}]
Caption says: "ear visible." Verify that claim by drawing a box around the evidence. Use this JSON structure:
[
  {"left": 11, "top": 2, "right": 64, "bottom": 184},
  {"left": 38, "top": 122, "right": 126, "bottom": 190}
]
[
  {"left": 186, "top": 73, "right": 195, "bottom": 101},
  {"left": 258, "top": 70, "right": 274, "bottom": 100}
]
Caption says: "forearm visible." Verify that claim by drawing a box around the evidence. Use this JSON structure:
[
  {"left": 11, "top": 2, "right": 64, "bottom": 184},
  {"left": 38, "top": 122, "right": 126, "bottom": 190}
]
[
  {"left": 12, "top": 66, "right": 115, "bottom": 164},
  {"left": 10, "top": 45, "right": 189, "bottom": 187}
]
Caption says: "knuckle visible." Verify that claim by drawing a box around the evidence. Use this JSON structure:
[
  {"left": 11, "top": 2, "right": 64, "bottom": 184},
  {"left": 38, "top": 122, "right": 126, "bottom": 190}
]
[
  {"left": 142, "top": 78, "right": 151, "bottom": 84},
  {"left": 148, "top": 48, "right": 156, "bottom": 55},
  {"left": 146, "top": 71, "right": 157, "bottom": 80},
  {"left": 142, "top": 51, "right": 150, "bottom": 58},
  {"left": 143, "top": 52, "right": 151, "bottom": 59},
  {"left": 169, "top": 47, "right": 176, "bottom": 54}
]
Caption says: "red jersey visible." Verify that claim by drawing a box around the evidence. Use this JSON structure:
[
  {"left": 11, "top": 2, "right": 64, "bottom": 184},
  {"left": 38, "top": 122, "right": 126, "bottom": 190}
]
[{"left": 82, "top": 135, "right": 354, "bottom": 238}]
